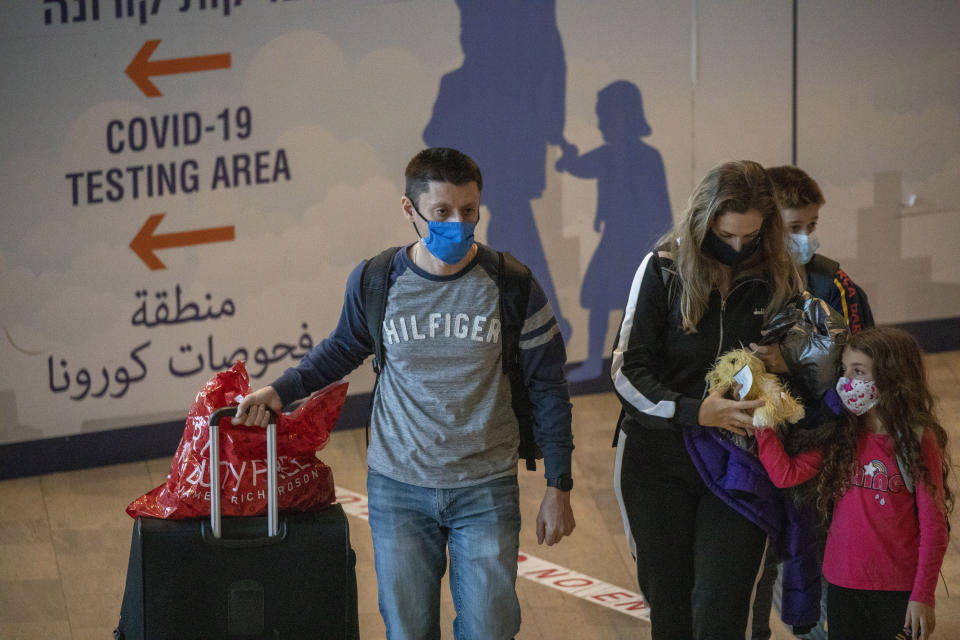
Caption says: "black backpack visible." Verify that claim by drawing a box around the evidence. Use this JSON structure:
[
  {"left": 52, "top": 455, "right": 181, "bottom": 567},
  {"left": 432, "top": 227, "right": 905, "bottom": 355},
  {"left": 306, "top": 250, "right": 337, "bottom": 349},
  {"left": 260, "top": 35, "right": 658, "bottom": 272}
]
[
  {"left": 805, "top": 254, "right": 841, "bottom": 301},
  {"left": 360, "top": 247, "right": 542, "bottom": 471}
]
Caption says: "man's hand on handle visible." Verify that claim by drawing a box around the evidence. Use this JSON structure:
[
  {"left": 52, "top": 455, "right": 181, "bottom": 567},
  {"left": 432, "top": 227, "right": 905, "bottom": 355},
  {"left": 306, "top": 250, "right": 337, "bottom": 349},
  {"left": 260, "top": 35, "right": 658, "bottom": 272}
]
[{"left": 232, "top": 386, "right": 283, "bottom": 427}]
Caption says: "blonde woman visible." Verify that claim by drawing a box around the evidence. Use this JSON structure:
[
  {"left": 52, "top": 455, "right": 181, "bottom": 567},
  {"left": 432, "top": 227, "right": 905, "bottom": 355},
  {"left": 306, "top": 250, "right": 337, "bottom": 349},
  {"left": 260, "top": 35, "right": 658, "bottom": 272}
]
[{"left": 611, "top": 161, "right": 815, "bottom": 638}]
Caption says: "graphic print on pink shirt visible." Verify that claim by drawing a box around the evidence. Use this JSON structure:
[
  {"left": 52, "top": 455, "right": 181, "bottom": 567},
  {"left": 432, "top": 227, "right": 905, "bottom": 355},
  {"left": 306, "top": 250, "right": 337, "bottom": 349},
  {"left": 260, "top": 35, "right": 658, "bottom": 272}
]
[{"left": 851, "top": 458, "right": 908, "bottom": 506}]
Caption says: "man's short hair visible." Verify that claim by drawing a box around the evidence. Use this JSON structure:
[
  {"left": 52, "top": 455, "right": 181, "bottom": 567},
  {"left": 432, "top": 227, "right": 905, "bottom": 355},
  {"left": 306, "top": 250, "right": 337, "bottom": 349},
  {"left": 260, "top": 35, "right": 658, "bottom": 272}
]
[
  {"left": 404, "top": 148, "right": 483, "bottom": 208},
  {"left": 766, "top": 165, "right": 825, "bottom": 209}
]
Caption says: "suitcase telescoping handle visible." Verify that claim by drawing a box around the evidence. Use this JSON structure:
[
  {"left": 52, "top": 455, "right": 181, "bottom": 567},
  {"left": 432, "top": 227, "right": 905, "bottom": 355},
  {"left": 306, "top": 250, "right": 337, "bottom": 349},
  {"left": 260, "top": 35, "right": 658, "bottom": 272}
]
[{"left": 207, "top": 406, "right": 280, "bottom": 540}]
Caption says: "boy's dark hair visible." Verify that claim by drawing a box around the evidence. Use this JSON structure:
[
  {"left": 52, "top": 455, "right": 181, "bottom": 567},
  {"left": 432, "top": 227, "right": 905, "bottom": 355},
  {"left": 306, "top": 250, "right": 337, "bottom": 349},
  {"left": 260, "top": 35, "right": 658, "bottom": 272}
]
[
  {"left": 404, "top": 148, "right": 483, "bottom": 208},
  {"left": 766, "top": 165, "right": 825, "bottom": 209}
]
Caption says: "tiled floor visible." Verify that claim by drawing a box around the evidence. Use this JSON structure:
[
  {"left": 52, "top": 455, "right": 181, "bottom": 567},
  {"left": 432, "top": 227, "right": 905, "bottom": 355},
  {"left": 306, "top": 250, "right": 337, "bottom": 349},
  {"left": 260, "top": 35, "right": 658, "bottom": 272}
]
[{"left": 2, "top": 350, "right": 960, "bottom": 639}]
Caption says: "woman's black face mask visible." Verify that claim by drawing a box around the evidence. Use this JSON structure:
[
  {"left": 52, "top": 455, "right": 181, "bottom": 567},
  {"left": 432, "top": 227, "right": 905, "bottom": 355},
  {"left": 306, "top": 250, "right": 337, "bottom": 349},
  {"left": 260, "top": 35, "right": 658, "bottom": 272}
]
[{"left": 701, "top": 227, "right": 761, "bottom": 266}]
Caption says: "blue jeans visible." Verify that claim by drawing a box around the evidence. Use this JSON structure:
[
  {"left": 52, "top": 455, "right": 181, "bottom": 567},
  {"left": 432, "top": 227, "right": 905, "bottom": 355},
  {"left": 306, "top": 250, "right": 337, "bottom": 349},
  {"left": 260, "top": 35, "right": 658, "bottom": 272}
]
[{"left": 366, "top": 469, "right": 522, "bottom": 640}]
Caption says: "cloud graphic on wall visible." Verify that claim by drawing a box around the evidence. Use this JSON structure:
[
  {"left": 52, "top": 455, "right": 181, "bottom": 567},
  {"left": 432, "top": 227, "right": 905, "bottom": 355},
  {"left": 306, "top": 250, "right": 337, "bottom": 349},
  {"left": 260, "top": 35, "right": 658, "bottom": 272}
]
[{"left": 241, "top": 30, "right": 438, "bottom": 184}]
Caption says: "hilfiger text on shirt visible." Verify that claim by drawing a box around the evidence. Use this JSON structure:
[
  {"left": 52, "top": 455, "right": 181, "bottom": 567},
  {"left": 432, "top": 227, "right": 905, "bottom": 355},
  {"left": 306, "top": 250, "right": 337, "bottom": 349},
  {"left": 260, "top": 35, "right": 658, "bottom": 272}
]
[{"left": 383, "top": 313, "right": 501, "bottom": 344}]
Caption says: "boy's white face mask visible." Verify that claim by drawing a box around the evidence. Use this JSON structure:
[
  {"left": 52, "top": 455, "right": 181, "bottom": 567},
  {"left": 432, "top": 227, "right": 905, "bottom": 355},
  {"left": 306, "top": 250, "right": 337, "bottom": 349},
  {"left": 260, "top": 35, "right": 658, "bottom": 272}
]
[{"left": 788, "top": 232, "right": 820, "bottom": 265}]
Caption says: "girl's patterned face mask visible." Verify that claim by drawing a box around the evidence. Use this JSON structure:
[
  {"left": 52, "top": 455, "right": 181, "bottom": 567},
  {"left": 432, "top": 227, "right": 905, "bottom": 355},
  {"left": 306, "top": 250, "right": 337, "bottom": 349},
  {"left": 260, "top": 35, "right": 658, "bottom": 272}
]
[{"left": 835, "top": 376, "right": 879, "bottom": 416}]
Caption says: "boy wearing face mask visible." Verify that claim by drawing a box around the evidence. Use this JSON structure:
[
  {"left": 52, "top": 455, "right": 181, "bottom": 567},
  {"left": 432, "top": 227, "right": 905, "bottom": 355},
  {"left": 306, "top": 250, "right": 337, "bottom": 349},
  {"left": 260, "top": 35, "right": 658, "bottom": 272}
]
[
  {"left": 766, "top": 165, "right": 874, "bottom": 333},
  {"left": 752, "top": 166, "right": 876, "bottom": 639},
  {"left": 234, "top": 148, "right": 575, "bottom": 640}
]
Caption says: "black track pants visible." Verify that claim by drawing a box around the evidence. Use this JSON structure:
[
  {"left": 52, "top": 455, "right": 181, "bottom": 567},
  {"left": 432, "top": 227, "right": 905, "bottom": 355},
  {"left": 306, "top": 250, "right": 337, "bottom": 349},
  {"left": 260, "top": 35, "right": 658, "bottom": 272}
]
[{"left": 616, "top": 426, "right": 767, "bottom": 640}]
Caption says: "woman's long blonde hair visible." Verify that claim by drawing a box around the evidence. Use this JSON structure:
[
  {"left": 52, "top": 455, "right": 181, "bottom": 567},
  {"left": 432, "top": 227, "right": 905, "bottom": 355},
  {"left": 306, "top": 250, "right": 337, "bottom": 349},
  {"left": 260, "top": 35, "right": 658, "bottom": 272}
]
[{"left": 658, "top": 160, "right": 801, "bottom": 333}]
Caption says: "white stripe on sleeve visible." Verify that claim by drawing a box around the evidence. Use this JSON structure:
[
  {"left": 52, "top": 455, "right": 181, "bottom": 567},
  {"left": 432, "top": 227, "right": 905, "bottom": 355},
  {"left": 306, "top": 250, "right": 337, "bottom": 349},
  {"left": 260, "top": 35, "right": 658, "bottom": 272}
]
[{"left": 610, "top": 254, "right": 676, "bottom": 419}]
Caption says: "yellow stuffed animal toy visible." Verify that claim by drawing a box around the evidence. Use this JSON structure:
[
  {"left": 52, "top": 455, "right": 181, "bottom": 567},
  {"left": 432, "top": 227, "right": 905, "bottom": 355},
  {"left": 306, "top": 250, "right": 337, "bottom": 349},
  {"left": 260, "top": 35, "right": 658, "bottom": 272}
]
[{"left": 705, "top": 348, "right": 805, "bottom": 429}]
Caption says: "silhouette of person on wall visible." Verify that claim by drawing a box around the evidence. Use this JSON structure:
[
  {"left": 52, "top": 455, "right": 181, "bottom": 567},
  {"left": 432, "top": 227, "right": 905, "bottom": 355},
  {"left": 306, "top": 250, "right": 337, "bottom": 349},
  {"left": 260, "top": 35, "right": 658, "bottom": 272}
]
[
  {"left": 555, "top": 81, "right": 672, "bottom": 381},
  {"left": 423, "top": 0, "right": 572, "bottom": 341}
]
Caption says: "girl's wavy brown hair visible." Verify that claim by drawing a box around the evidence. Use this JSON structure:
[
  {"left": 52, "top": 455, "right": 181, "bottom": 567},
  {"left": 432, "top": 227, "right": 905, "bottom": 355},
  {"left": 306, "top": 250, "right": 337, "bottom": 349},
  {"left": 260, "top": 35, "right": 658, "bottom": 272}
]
[
  {"left": 657, "top": 160, "right": 801, "bottom": 333},
  {"left": 816, "top": 327, "right": 954, "bottom": 521}
]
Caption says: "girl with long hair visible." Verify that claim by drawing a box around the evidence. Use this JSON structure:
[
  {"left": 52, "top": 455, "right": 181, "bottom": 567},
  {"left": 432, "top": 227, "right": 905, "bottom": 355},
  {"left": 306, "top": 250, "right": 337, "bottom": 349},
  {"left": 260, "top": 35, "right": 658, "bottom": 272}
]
[
  {"left": 611, "top": 160, "right": 812, "bottom": 637},
  {"left": 756, "top": 327, "right": 952, "bottom": 639}
]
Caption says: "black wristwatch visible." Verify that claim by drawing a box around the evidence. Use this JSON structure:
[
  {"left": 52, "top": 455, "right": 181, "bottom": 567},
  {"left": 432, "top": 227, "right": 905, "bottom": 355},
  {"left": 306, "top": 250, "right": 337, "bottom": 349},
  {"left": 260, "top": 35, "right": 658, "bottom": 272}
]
[{"left": 547, "top": 474, "right": 573, "bottom": 491}]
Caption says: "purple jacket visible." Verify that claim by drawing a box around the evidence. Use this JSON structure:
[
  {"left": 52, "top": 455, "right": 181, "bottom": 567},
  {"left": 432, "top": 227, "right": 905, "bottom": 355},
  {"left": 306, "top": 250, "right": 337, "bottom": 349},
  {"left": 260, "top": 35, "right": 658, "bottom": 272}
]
[{"left": 684, "top": 426, "right": 821, "bottom": 628}]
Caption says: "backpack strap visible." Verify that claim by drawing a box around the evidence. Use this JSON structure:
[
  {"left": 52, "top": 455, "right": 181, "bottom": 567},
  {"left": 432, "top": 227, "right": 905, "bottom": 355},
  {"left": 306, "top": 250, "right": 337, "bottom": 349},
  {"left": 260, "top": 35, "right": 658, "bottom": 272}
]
[
  {"left": 612, "top": 408, "right": 626, "bottom": 447},
  {"left": 655, "top": 251, "right": 681, "bottom": 307},
  {"left": 360, "top": 246, "right": 400, "bottom": 448},
  {"left": 896, "top": 454, "right": 915, "bottom": 494},
  {"left": 805, "top": 253, "right": 840, "bottom": 298},
  {"left": 895, "top": 426, "right": 951, "bottom": 548},
  {"left": 807, "top": 253, "right": 839, "bottom": 277},
  {"left": 361, "top": 247, "right": 400, "bottom": 375},
  {"left": 894, "top": 424, "right": 925, "bottom": 494},
  {"left": 498, "top": 251, "right": 541, "bottom": 471}
]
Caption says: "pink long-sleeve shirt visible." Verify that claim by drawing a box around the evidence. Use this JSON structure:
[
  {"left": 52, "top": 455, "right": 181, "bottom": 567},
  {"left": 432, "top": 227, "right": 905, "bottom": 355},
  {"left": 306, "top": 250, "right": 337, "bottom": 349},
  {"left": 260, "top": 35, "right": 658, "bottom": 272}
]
[{"left": 756, "top": 427, "right": 949, "bottom": 606}]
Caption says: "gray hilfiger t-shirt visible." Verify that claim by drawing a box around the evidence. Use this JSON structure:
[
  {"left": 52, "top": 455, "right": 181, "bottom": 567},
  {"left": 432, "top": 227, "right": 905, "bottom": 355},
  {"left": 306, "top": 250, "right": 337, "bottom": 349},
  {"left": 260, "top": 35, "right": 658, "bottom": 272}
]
[{"left": 367, "top": 253, "right": 520, "bottom": 488}]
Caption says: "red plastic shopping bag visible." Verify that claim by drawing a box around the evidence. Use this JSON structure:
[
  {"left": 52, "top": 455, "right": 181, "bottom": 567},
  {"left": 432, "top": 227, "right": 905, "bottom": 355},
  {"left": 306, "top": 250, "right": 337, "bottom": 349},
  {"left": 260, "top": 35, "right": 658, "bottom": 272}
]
[{"left": 126, "top": 361, "right": 347, "bottom": 519}]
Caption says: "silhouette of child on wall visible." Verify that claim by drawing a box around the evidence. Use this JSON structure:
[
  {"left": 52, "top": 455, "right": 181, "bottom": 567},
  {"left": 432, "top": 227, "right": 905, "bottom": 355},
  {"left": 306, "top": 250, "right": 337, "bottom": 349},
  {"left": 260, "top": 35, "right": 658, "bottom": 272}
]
[{"left": 556, "top": 81, "right": 672, "bottom": 381}]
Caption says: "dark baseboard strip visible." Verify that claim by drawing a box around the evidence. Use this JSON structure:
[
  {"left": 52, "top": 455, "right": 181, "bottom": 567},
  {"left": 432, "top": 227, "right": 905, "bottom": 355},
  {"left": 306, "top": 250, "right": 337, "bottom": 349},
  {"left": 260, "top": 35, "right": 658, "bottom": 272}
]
[
  {"left": 892, "top": 316, "right": 960, "bottom": 353},
  {"left": 3, "top": 316, "right": 956, "bottom": 480}
]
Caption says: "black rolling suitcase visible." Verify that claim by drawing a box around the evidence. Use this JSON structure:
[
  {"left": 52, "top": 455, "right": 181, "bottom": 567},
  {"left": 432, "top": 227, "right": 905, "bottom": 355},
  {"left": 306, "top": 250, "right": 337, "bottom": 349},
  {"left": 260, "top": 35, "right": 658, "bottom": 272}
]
[{"left": 115, "top": 407, "right": 360, "bottom": 640}]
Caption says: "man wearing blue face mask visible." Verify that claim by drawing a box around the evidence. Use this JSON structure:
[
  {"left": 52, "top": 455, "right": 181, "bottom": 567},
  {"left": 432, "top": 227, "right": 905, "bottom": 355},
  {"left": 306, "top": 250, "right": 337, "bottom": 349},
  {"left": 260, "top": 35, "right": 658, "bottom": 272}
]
[{"left": 235, "top": 147, "right": 576, "bottom": 640}]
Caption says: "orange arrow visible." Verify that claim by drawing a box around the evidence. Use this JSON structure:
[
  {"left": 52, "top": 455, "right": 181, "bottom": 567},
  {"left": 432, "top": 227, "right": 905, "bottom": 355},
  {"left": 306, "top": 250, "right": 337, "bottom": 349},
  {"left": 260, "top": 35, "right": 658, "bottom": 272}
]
[
  {"left": 126, "top": 40, "right": 231, "bottom": 98},
  {"left": 131, "top": 213, "right": 235, "bottom": 270}
]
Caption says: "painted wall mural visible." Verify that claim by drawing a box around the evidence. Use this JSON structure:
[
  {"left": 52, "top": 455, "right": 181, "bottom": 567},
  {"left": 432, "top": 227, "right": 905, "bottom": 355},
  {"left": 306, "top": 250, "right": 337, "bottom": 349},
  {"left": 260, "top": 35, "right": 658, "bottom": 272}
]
[{"left": 1, "top": 0, "right": 957, "bottom": 448}]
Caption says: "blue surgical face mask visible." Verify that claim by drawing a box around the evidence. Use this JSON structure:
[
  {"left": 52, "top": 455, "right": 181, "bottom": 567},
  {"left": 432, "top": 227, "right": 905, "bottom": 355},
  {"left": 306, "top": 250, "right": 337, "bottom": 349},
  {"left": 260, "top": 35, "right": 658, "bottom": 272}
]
[
  {"left": 409, "top": 198, "right": 478, "bottom": 265},
  {"left": 788, "top": 232, "right": 820, "bottom": 265}
]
